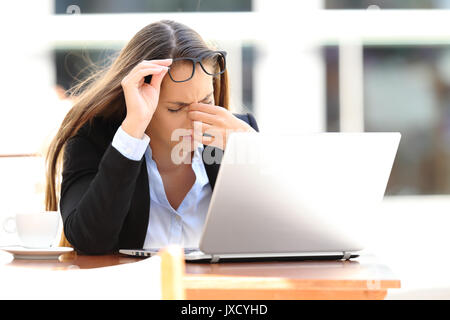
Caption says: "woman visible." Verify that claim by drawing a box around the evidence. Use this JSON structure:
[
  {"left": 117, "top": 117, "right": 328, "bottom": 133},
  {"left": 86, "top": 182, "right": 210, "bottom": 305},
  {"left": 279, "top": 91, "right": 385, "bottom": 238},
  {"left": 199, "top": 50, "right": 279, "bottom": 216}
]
[{"left": 45, "top": 19, "right": 259, "bottom": 254}]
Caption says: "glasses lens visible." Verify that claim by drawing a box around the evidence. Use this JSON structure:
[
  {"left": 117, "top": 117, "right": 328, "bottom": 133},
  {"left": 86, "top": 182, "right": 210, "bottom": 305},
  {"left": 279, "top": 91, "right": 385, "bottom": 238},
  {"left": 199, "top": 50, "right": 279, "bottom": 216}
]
[
  {"left": 168, "top": 59, "right": 195, "bottom": 82},
  {"left": 201, "top": 52, "right": 226, "bottom": 76},
  {"left": 168, "top": 52, "right": 226, "bottom": 82}
]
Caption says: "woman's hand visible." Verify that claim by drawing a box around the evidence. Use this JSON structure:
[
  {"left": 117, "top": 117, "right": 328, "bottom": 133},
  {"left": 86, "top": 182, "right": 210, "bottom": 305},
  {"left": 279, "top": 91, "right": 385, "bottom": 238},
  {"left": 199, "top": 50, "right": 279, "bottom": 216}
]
[
  {"left": 187, "top": 103, "right": 256, "bottom": 150},
  {"left": 120, "top": 58, "right": 172, "bottom": 139}
]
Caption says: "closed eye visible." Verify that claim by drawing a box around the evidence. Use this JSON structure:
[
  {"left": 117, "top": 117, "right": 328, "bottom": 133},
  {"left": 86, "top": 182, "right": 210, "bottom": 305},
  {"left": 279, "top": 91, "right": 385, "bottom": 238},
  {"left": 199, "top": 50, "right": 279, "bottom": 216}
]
[{"left": 168, "top": 100, "right": 212, "bottom": 113}]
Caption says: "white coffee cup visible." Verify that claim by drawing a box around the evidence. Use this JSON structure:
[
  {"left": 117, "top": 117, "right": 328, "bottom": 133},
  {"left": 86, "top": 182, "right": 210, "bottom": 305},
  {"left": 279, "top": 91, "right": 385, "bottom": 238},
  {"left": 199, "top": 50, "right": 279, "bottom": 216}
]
[{"left": 2, "top": 211, "right": 60, "bottom": 248}]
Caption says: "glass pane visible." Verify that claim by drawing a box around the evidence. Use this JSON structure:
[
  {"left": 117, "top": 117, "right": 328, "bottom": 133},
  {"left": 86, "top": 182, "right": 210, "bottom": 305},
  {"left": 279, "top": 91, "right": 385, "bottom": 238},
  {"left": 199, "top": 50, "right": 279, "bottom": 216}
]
[
  {"left": 325, "top": 0, "right": 450, "bottom": 9},
  {"left": 364, "top": 46, "right": 448, "bottom": 195},
  {"left": 201, "top": 54, "right": 224, "bottom": 75},
  {"left": 55, "top": 0, "right": 252, "bottom": 14},
  {"left": 325, "top": 45, "right": 450, "bottom": 195},
  {"left": 54, "top": 48, "right": 118, "bottom": 92},
  {"left": 324, "top": 46, "right": 340, "bottom": 132},
  {"left": 242, "top": 44, "right": 255, "bottom": 113},
  {"left": 169, "top": 59, "right": 195, "bottom": 82}
]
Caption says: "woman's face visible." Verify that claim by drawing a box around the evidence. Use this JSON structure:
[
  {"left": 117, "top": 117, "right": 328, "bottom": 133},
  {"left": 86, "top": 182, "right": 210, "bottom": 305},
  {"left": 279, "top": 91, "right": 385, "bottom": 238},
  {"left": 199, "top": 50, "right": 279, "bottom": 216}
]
[{"left": 146, "top": 61, "right": 215, "bottom": 153}]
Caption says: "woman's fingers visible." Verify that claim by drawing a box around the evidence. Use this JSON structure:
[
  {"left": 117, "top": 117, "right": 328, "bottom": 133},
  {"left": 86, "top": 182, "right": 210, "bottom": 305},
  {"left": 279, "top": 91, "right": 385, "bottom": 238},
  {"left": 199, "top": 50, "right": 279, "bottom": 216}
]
[
  {"left": 129, "top": 59, "right": 172, "bottom": 77},
  {"left": 188, "top": 103, "right": 223, "bottom": 115},
  {"left": 139, "top": 59, "right": 173, "bottom": 88},
  {"left": 191, "top": 121, "right": 226, "bottom": 147},
  {"left": 123, "top": 59, "right": 172, "bottom": 89},
  {"left": 135, "top": 59, "right": 172, "bottom": 73},
  {"left": 140, "top": 67, "right": 168, "bottom": 89},
  {"left": 136, "top": 66, "right": 168, "bottom": 83},
  {"left": 192, "top": 121, "right": 212, "bottom": 140},
  {"left": 122, "top": 67, "right": 165, "bottom": 90},
  {"left": 142, "top": 59, "right": 173, "bottom": 66},
  {"left": 188, "top": 110, "right": 218, "bottom": 125},
  {"left": 192, "top": 120, "right": 212, "bottom": 131}
]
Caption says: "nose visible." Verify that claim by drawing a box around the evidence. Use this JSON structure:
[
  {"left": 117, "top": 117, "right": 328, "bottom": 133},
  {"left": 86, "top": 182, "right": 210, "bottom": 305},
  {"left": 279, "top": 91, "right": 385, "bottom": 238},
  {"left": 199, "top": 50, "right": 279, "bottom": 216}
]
[{"left": 183, "top": 113, "right": 194, "bottom": 133}]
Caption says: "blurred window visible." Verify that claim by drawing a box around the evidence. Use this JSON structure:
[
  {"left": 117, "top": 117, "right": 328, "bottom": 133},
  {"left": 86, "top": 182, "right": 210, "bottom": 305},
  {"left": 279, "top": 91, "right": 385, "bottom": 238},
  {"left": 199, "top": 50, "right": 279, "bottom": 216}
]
[
  {"left": 54, "top": 44, "right": 255, "bottom": 113},
  {"left": 326, "top": 45, "right": 450, "bottom": 195},
  {"left": 325, "top": 0, "right": 450, "bottom": 9},
  {"left": 54, "top": 0, "right": 252, "bottom": 14}
]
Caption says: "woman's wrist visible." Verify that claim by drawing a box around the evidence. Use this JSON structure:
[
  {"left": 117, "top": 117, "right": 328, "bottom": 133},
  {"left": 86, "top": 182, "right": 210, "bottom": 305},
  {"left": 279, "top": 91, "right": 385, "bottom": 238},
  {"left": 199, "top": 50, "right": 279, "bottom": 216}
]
[{"left": 121, "top": 116, "right": 150, "bottom": 139}]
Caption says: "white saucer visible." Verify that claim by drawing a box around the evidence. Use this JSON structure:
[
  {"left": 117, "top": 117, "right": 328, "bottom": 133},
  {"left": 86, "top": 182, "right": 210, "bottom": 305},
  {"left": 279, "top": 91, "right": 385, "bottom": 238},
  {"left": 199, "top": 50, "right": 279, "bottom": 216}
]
[{"left": 0, "top": 246, "right": 74, "bottom": 260}]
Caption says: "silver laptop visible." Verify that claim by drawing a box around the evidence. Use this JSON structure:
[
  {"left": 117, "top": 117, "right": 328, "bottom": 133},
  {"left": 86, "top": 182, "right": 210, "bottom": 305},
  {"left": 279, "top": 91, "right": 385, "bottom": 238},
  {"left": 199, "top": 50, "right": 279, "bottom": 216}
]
[{"left": 120, "top": 132, "right": 401, "bottom": 262}]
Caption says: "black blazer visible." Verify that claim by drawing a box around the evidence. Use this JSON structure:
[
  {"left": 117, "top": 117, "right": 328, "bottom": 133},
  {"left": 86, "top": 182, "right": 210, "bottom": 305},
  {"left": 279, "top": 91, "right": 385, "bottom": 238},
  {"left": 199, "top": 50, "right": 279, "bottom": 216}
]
[{"left": 60, "top": 113, "right": 259, "bottom": 254}]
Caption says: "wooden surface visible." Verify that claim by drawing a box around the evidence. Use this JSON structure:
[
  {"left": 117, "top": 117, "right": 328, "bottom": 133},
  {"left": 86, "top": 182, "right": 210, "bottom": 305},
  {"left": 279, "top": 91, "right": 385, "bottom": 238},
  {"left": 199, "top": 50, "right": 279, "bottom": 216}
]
[
  {"left": 184, "top": 257, "right": 400, "bottom": 299},
  {"left": 1, "top": 251, "right": 400, "bottom": 300}
]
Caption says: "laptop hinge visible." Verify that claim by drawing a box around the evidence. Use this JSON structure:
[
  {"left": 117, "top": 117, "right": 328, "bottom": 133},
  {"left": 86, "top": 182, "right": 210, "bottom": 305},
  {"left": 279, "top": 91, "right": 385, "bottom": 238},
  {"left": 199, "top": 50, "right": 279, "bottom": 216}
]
[
  {"left": 342, "top": 252, "right": 352, "bottom": 260},
  {"left": 210, "top": 255, "right": 220, "bottom": 263}
]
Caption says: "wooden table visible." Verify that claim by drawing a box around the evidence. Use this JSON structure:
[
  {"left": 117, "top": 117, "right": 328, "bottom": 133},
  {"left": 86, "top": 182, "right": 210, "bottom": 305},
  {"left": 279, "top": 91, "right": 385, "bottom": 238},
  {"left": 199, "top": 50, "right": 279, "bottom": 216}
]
[{"left": 2, "top": 252, "right": 400, "bottom": 300}]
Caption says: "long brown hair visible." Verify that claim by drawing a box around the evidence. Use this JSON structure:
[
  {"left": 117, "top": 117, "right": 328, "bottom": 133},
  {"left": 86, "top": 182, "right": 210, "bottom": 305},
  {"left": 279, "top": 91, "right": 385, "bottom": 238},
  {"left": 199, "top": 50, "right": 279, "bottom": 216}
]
[{"left": 45, "top": 19, "right": 230, "bottom": 247}]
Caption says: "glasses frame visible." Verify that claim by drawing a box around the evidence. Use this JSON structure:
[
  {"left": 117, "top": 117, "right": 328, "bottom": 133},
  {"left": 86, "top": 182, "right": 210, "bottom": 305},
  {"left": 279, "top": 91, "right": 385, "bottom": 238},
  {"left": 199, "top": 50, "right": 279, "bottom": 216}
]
[{"left": 167, "top": 50, "right": 227, "bottom": 83}]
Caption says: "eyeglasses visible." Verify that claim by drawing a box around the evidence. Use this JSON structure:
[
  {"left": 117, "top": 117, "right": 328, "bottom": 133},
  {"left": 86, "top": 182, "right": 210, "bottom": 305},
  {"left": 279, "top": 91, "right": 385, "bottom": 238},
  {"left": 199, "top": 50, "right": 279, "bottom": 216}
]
[{"left": 144, "top": 50, "right": 227, "bottom": 84}]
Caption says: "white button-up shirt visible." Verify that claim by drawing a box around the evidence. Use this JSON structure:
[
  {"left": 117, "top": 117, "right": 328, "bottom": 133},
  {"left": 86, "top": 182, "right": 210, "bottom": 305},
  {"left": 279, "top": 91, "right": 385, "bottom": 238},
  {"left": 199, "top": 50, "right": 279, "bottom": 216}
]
[{"left": 112, "top": 125, "right": 212, "bottom": 249}]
